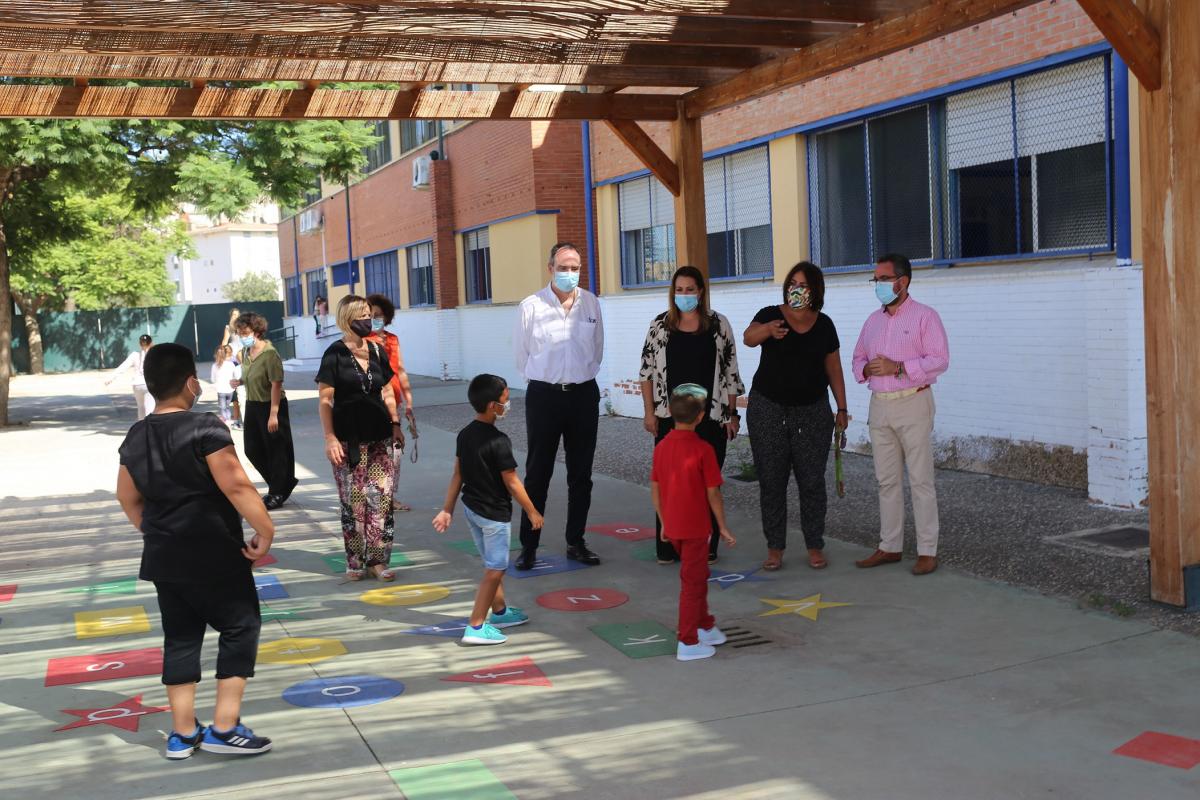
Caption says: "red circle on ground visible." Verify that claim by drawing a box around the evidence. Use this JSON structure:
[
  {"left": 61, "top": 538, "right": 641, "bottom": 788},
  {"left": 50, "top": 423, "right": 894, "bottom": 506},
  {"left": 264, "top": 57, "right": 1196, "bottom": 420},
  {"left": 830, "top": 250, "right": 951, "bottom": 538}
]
[{"left": 536, "top": 588, "right": 630, "bottom": 612}]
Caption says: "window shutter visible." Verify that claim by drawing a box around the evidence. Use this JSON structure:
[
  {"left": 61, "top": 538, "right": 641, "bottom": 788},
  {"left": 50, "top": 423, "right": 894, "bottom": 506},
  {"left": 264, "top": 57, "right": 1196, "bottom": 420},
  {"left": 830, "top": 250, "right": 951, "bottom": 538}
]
[
  {"left": 704, "top": 158, "right": 727, "bottom": 233},
  {"left": 650, "top": 178, "right": 676, "bottom": 228},
  {"left": 946, "top": 81, "right": 1014, "bottom": 169},
  {"left": 618, "top": 177, "right": 651, "bottom": 231},
  {"left": 1016, "top": 57, "right": 1106, "bottom": 158},
  {"left": 727, "top": 146, "right": 771, "bottom": 230}
]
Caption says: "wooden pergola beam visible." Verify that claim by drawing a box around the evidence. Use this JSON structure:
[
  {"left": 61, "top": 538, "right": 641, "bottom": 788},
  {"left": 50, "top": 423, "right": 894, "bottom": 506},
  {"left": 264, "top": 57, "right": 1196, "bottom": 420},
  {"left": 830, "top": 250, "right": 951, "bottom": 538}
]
[
  {"left": 671, "top": 99, "right": 707, "bottom": 276},
  {"left": 1075, "top": 0, "right": 1161, "bottom": 91},
  {"left": 604, "top": 120, "right": 679, "bottom": 196},
  {"left": 0, "top": 7, "right": 857, "bottom": 49},
  {"left": 0, "top": 53, "right": 738, "bottom": 87},
  {"left": 0, "top": 84, "right": 680, "bottom": 120},
  {"left": 684, "top": 0, "right": 1043, "bottom": 117},
  {"left": 0, "top": 28, "right": 775, "bottom": 70}
]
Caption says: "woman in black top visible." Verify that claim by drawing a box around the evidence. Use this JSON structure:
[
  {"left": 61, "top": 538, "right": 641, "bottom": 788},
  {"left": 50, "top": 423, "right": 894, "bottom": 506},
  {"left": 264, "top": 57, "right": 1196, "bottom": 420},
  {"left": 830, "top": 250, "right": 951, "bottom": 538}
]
[
  {"left": 317, "top": 295, "right": 405, "bottom": 582},
  {"left": 743, "top": 262, "right": 848, "bottom": 572},
  {"left": 639, "top": 265, "right": 744, "bottom": 564}
]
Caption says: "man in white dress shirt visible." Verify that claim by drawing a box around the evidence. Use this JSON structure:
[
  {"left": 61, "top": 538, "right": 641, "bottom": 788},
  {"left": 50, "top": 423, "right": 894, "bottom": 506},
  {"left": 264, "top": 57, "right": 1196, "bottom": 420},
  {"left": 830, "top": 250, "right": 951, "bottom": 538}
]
[{"left": 512, "top": 242, "right": 605, "bottom": 569}]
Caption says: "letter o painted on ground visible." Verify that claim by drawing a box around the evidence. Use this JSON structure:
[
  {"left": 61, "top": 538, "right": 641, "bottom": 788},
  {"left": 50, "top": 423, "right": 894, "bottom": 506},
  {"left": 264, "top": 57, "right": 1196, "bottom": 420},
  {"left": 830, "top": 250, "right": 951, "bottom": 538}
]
[{"left": 283, "top": 675, "right": 405, "bottom": 709}]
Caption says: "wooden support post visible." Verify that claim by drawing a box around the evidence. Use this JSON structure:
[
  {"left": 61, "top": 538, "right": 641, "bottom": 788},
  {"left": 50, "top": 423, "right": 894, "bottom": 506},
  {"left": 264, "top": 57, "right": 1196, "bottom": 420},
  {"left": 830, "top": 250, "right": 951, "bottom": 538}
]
[
  {"left": 1140, "top": 0, "right": 1200, "bottom": 606},
  {"left": 670, "top": 99, "right": 707, "bottom": 277},
  {"left": 1076, "top": 0, "right": 1161, "bottom": 90}
]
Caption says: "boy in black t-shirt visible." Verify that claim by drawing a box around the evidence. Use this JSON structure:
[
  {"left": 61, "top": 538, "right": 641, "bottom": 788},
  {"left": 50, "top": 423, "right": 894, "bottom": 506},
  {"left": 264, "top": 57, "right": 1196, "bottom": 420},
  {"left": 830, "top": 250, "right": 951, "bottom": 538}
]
[
  {"left": 115, "top": 343, "right": 276, "bottom": 760},
  {"left": 433, "top": 374, "right": 543, "bottom": 645}
]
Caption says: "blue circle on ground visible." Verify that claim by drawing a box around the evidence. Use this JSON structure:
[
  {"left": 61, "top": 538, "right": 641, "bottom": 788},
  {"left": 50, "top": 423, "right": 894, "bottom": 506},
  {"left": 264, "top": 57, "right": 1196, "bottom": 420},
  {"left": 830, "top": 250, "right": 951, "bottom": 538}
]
[{"left": 282, "top": 675, "right": 405, "bottom": 709}]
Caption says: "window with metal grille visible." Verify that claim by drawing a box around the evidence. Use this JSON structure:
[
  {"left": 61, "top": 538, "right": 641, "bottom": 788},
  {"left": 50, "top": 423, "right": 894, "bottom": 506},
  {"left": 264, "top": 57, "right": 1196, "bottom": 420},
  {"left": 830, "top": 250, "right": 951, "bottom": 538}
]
[
  {"left": 284, "top": 275, "right": 303, "bottom": 317},
  {"left": 464, "top": 228, "right": 491, "bottom": 303},
  {"left": 305, "top": 267, "right": 327, "bottom": 311},
  {"left": 809, "top": 54, "right": 1114, "bottom": 270},
  {"left": 618, "top": 175, "right": 676, "bottom": 286},
  {"left": 705, "top": 145, "right": 773, "bottom": 279},
  {"left": 407, "top": 241, "right": 435, "bottom": 307},
  {"left": 400, "top": 120, "right": 439, "bottom": 153},
  {"left": 363, "top": 121, "right": 392, "bottom": 173},
  {"left": 364, "top": 250, "right": 401, "bottom": 307}
]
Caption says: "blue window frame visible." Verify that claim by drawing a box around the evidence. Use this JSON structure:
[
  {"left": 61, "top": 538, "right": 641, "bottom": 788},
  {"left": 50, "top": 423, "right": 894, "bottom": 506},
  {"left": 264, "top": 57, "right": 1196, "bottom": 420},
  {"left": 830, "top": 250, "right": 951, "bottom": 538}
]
[
  {"left": 364, "top": 250, "right": 401, "bottom": 307},
  {"left": 284, "top": 275, "right": 303, "bottom": 317},
  {"left": 406, "top": 241, "right": 435, "bottom": 307},
  {"left": 305, "top": 267, "right": 327, "bottom": 311},
  {"left": 463, "top": 228, "right": 491, "bottom": 303},
  {"left": 330, "top": 260, "right": 359, "bottom": 287},
  {"left": 809, "top": 54, "right": 1115, "bottom": 271}
]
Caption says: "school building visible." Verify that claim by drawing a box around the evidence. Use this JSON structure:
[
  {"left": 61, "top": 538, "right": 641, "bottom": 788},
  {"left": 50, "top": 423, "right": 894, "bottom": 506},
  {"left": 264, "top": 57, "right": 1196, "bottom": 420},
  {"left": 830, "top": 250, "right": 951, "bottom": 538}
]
[{"left": 276, "top": 1, "right": 1146, "bottom": 509}]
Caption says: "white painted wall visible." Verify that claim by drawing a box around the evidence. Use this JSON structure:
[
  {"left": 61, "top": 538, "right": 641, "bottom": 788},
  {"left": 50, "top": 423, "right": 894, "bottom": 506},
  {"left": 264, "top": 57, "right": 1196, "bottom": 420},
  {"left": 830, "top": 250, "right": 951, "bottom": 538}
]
[{"left": 282, "top": 257, "right": 1148, "bottom": 507}]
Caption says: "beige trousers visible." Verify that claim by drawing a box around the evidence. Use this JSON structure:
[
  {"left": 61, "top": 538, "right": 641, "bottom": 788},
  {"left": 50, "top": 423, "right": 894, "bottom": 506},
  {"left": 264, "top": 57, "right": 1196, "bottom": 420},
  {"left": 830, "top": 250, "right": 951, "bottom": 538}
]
[
  {"left": 868, "top": 389, "right": 939, "bottom": 557},
  {"left": 133, "top": 385, "right": 156, "bottom": 420}
]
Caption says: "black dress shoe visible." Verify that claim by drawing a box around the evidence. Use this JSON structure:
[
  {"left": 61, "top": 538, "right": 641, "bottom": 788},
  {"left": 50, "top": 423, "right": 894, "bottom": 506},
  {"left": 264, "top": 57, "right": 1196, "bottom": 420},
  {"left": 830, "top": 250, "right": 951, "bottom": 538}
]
[
  {"left": 566, "top": 545, "right": 601, "bottom": 566},
  {"left": 514, "top": 549, "right": 537, "bottom": 571},
  {"left": 263, "top": 494, "right": 283, "bottom": 510}
]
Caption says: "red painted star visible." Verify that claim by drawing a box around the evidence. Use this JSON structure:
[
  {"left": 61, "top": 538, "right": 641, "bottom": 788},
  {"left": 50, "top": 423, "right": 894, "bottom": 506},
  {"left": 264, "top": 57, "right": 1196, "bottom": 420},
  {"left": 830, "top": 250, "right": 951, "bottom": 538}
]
[{"left": 55, "top": 694, "right": 169, "bottom": 732}]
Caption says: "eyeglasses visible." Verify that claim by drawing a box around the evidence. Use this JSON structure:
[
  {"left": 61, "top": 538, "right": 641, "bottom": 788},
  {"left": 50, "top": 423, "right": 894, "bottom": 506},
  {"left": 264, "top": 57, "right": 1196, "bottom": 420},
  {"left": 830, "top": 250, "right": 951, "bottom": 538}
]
[{"left": 868, "top": 276, "right": 899, "bottom": 284}]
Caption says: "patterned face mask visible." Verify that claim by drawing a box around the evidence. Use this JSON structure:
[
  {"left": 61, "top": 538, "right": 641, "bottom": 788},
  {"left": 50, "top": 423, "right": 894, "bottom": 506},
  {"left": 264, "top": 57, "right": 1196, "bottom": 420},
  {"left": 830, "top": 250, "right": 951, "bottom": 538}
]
[
  {"left": 671, "top": 383, "right": 709, "bottom": 402},
  {"left": 787, "top": 286, "right": 812, "bottom": 310}
]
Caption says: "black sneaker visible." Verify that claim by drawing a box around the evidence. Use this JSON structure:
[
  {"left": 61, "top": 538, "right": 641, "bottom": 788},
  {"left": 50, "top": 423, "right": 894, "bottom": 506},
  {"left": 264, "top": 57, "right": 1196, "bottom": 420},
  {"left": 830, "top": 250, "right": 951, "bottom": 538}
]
[
  {"left": 199, "top": 720, "right": 273, "bottom": 756},
  {"left": 566, "top": 545, "right": 601, "bottom": 566},
  {"left": 514, "top": 549, "right": 537, "bottom": 571}
]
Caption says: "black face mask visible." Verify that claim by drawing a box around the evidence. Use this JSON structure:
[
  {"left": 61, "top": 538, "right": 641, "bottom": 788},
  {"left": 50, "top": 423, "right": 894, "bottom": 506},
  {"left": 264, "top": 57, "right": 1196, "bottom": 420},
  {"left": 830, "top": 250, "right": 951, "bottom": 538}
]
[{"left": 349, "top": 319, "right": 373, "bottom": 337}]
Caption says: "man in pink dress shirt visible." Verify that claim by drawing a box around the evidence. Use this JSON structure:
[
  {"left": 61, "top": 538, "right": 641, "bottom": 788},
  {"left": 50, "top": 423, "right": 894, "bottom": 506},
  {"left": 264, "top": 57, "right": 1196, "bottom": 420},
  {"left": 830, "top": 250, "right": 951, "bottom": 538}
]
[{"left": 851, "top": 253, "right": 950, "bottom": 576}]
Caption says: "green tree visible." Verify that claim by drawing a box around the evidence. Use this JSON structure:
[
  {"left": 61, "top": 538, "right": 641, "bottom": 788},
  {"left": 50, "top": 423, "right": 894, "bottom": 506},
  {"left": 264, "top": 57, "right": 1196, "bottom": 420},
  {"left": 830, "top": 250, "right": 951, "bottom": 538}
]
[
  {"left": 0, "top": 114, "right": 378, "bottom": 425},
  {"left": 223, "top": 271, "right": 281, "bottom": 303}
]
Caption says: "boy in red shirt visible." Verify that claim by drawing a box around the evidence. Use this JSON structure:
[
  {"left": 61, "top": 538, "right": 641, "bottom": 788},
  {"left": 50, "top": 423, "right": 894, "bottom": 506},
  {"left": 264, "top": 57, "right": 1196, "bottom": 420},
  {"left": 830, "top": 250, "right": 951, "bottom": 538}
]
[{"left": 651, "top": 384, "right": 737, "bottom": 661}]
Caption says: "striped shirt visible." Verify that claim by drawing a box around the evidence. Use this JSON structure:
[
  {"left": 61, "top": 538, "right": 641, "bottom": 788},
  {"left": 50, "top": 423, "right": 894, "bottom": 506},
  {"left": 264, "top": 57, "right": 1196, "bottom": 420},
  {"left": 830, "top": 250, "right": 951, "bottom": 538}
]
[{"left": 851, "top": 296, "right": 950, "bottom": 393}]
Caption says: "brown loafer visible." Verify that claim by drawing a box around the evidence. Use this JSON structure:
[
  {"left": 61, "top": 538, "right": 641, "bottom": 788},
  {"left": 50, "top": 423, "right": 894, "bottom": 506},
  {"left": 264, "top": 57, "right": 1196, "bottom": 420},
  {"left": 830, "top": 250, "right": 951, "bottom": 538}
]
[
  {"left": 762, "top": 548, "right": 784, "bottom": 571},
  {"left": 912, "top": 555, "right": 939, "bottom": 575},
  {"left": 855, "top": 549, "right": 902, "bottom": 569},
  {"left": 807, "top": 548, "right": 828, "bottom": 569}
]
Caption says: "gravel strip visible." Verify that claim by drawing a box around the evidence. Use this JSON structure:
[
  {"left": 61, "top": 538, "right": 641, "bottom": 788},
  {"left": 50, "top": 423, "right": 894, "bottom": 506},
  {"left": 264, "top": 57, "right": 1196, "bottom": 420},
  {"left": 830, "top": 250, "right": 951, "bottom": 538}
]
[{"left": 417, "top": 396, "right": 1196, "bottom": 637}]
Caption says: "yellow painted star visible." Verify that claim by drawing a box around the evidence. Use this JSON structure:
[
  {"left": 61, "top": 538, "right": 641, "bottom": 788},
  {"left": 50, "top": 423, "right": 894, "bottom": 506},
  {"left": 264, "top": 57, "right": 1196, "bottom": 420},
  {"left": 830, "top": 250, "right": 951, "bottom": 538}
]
[{"left": 758, "top": 594, "right": 852, "bottom": 621}]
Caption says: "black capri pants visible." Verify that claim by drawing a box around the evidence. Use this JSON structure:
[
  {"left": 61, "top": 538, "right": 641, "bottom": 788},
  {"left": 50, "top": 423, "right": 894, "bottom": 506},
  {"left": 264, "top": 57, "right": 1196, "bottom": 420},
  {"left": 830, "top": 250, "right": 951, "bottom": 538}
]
[{"left": 154, "top": 574, "right": 261, "bottom": 685}]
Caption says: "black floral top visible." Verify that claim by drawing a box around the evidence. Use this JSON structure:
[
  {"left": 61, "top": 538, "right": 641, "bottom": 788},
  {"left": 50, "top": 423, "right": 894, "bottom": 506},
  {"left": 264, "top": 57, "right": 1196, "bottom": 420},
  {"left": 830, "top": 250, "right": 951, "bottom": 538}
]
[{"left": 639, "top": 311, "right": 745, "bottom": 424}]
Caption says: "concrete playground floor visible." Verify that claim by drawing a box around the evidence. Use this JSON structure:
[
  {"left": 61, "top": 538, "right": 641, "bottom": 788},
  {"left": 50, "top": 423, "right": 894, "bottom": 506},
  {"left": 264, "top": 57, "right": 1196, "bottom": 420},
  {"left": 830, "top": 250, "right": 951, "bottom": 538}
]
[{"left": 1, "top": 369, "right": 1199, "bottom": 800}]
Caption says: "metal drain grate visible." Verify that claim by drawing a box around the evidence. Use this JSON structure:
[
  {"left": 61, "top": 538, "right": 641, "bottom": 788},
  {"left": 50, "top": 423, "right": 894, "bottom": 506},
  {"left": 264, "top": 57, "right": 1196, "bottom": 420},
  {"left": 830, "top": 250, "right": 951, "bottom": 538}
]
[
  {"left": 723, "top": 625, "right": 772, "bottom": 649},
  {"left": 1076, "top": 526, "right": 1149, "bottom": 550}
]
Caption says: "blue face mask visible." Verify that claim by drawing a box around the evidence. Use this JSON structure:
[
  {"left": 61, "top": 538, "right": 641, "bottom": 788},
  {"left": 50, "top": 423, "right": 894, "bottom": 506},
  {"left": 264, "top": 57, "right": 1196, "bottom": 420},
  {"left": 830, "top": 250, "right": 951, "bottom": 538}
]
[
  {"left": 371, "top": 318, "right": 385, "bottom": 332},
  {"left": 239, "top": 335, "right": 256, "bottom": 349},
  {"left": 674, "top": 294, "right": 700, "bottom": 313},
  {"left": 553, "top": 271, "right": 580, "bottom": 293},
  {"left": 874, "top": 279, "right": 899, "bottom": 306}
]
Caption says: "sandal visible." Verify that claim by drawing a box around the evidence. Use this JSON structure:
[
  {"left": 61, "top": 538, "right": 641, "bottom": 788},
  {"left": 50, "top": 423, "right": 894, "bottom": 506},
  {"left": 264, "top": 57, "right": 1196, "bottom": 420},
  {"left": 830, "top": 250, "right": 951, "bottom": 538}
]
[
  {"left": 345, "top": 570, "right": 365, "bottom": 582},
  {"left": 656, "top": 558, "right": 677, "bottom": 566},
  {"left": 393, "top": 501, "right": 412, "bottom": 512},
  {"left": 762, "top": 548, "right": 784, "bottom": 571},
  {"left": 808, "top": 548, "right": 828, "bottom": 569},
  {"left": 370, "top": 564, "right": 396, "bottom": 582}
]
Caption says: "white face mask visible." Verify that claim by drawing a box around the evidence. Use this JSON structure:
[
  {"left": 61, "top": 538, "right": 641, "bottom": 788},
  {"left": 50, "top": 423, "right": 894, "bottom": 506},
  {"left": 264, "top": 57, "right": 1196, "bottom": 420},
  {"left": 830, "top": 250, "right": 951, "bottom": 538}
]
[
  {"left": 494, "top": 399, "right": 511, "bottom": 419},
  {"left": 185, "top": 377, "right": 200, "bottom": 410}
]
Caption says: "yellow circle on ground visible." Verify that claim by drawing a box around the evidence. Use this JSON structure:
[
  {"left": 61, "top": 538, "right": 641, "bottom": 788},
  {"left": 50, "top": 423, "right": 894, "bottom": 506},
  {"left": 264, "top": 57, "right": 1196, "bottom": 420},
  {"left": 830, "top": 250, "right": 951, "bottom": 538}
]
[
  {"left": 258, "top": 637, "right": 347, "bottom": 665},
  {"left": 360, "top": 583, "right": 450, "bottom": 607}
]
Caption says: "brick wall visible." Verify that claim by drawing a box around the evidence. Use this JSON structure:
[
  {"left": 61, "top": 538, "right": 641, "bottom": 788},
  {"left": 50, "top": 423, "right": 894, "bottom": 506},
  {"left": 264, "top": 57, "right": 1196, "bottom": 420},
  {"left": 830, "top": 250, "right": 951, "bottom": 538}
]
[
  {"left": 531, "top": 121, "right": 590, "bottom": 286},
  {"left": 590, "top": 0, "right": 1106, "bottom": 181},
  {"left": 448, "top": 122, "right": 537, "bottom": 231}
]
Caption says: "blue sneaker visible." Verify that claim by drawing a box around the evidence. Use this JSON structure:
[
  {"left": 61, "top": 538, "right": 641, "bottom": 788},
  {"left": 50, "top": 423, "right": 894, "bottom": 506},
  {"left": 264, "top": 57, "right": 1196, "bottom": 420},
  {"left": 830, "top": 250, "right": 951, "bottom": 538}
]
[
  {"left": 487, "top": 606, "right": 529, "bottom": 629},
  {"left": 461, "top": 622, "right": 507, "bottom": 645},
  {"left": 199, "top": 720, "right": 273, "bottom": 755},
  {"left": 165, "top": 721, "right": 205, "bottom": 760}
]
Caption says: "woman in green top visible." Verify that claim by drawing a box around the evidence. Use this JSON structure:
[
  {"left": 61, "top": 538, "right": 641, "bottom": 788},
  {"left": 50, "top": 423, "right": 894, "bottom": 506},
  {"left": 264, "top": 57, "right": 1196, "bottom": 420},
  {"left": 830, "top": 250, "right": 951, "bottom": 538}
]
[{"left": 233, "top": 312, "right": 297, "bottom": 509}]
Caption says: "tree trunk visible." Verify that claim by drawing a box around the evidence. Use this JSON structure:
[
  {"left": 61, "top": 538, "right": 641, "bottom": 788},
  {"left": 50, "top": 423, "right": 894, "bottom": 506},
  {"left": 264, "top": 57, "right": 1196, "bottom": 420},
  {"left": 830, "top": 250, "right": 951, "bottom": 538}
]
[
  {"left": 0, "top": 186, "right": 12, "bottom": 428},
  {"left": 13, "top": 292, "right": 43, "bottom": 375}
]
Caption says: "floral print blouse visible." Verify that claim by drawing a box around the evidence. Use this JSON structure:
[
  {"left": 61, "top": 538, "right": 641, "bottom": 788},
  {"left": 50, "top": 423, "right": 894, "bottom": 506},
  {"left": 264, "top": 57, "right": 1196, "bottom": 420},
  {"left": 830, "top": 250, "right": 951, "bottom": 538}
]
[{"left": 639, "top": 311, "right": 745, "bottom": 424}]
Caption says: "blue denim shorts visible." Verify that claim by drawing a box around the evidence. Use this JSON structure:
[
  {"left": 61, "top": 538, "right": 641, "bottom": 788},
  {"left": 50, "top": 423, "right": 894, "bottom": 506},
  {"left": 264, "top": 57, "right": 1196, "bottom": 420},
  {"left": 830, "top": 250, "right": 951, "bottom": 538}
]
[{"left": 463, "top": 505, "right": 511, "bottom": 571}]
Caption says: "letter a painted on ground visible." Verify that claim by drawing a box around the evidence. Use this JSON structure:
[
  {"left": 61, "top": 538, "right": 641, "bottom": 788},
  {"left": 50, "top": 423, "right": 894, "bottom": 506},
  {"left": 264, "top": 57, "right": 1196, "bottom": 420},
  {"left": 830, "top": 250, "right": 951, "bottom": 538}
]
[{"left": 441, "top": 657, "right": 551, "bottom": 687}]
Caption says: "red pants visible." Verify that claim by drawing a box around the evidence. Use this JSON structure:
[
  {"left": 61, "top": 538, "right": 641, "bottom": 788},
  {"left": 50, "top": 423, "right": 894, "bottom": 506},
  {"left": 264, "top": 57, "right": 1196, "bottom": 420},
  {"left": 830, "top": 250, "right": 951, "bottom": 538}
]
[{"left": 672, "top": 537, "right": 715, "bottom": 645}]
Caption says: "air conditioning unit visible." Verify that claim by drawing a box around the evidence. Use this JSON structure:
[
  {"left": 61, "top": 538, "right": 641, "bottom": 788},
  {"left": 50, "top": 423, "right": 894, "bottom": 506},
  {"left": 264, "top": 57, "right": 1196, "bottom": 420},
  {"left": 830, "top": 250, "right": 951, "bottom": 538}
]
[
  {"left": 412, "top": 155, "right": 432, "bottom": 190},
  {"left": 299, "top": 208, "right": 323, "bottom": 235}
]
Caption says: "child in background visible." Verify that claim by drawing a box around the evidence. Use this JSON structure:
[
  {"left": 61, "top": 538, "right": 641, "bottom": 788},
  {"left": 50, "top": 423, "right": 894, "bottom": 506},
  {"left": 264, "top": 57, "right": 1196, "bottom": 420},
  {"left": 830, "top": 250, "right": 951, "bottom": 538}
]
[
  {"left": 433, "top": 374, "right": 543, "bottom": 645},
  {"left": 210, "top": 346, "right": 238, "bottom": 426},
  {"left": 226, "top": 345, "right": 244, "bottom": 430},
  {"left": 115, "top": 343, "right": 275, "bottom": 759},
  {"left": 651, "top": 383, "right": 737, "bottom": 662}
]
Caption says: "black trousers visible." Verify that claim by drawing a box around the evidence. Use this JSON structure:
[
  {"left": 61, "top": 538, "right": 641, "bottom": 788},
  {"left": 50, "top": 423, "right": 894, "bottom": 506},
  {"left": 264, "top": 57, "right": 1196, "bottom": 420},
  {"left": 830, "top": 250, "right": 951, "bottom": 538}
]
[
  {"left": 746, "top": 391, "right": 834, "bottom": 551},
  {"left": 243, "top": 397, "right": 297, "bottom": 498},
  {"left": 654, "top": 416, "right": 728, "bottom": 561},
  {"left": 519, "top": 380, "right": 600, "bottom": 551},
  {"left": 154, "top": 574, "right": 261, "bottom": 685}
]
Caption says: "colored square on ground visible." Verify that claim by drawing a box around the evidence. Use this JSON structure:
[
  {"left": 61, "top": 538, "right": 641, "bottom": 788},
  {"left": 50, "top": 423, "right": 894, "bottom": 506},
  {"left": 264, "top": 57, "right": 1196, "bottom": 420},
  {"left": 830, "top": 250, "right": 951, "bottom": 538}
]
[
  {"left": 261, "top": 604, "right": 315, "bottom": 622},
  {"left": 67, "top": 578, "right": 137, "bottom": 596},
  {"left": 253, "top": 554, "right": 278, "bottom": 568},
  {"left": 630, "top": 541, "right": 659, "bottom": 562},
  {"left": 74, "top": 606, "right": 151, "bottom": 639},
  {"left": 45, "top": 647, "right": 163, "bottom": 687},
  {"left": 508, "top": 553, "right": 594, "bottom": 578},
  {"left": 589, "top": 620, "right": 677, "bottom": 659},
  {"left": 390, "top": 759, "right": 515, "bottom": 800},
  {"left": 1114, "top": 731, "right": 1200, "bottom": 769},
  {"left": 448, "top": 538, "right": 521, "bottom": 555},
  {"left": 586, "top": 522, "right": 655, "bottom": 541},
  {"left": 323, "top": 552, "right": 413, "bottom": 574},
  {"left": 0, "top": 584, "right": 16, "bottom": 603},
  {"left": 254, "top": 574, "right": 289, "bottom": 601}
]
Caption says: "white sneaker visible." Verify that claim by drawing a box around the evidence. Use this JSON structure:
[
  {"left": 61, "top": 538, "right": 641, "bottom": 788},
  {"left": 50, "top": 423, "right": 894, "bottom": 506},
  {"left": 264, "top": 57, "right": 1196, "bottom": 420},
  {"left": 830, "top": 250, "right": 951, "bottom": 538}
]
[
  {"left": 699, "top": 626, "right": 727, "bottom": 646},
  {"left": 677, "top": 641, "right": 716, "bottom": 661}
]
